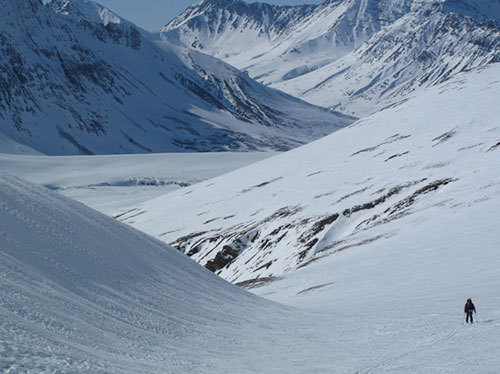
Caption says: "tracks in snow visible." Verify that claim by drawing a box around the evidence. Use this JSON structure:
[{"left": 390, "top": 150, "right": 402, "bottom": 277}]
[{"left": 355, "top": 324, "right": 466, "bottom": 374}]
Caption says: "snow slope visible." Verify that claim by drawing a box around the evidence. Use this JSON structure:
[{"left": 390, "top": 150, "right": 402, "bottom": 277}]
[
  {"left": 278, "top": 0, "right": 500, "bottom": 116},
  {"left": 117, "top": 62, "right": 500, "bottom": 285},
  {"left": 110, "top": 61, "right": 500, "bottom": 373},
  {"left": 52, "top": 0, "right": 131, "bottom": 27},
  {"left": 0, "top": 0, "right": 351, "bottom": 155},
  {"left": 0, "top": 151, "right": 274, "bottom": 214},
  {"left": 163, "top": 0, "right": 500, "bottom": 116},
  {"left": 0, "top": 173, "right": 347, "bottom": 373},
  {"left": 0, "top": 133, "right": 42, "bottom": 155}
]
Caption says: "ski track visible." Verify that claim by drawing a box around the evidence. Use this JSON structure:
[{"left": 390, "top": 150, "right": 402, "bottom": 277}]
[
  {"left": 356, "top": 325, "right": 465, "bottom": 374},
  {"left": 352, "top": 314, "right": 500, "bottom": 374}
]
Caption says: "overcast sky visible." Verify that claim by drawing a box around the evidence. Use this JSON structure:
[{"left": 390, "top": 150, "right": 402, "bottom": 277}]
[{"left": 94, "top": 0, "right": 324, "bottom": 31}]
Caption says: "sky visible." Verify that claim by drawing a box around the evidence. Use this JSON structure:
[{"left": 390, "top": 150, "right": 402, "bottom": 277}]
[{"left": 92, "top": 0, "right": 324, "bottom": 31}]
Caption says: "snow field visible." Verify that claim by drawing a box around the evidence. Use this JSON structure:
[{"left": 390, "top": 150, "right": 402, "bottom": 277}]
[
  {"left": 1, "top": 2, "right": 499, "bottom": 369},
  {"left": 0, "top": 152, "right": 275, "bottom": 214}
]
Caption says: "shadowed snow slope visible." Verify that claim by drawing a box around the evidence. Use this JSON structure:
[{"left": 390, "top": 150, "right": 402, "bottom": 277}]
[{"left": 0, "top": 173, "right": 339, "bottom": 373}]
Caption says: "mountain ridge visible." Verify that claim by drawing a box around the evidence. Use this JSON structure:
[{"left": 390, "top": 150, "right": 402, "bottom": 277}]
[
  {"left": 0, "top": 0, "right": 351, "bottom": 155},
  {"left": 162, "top": 0, "right": 500, "bottom": 116}
]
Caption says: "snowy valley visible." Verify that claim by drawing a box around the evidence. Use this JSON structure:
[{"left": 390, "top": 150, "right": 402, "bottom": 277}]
[
  {"left": 0, "top": 0, "right": 350, "bottom": 155},
  {"left": 0, "top": 151, "right": 275, "bottom": 214},
  {"left": 1, "top": 0, "right": 500, "bottom": 373}
]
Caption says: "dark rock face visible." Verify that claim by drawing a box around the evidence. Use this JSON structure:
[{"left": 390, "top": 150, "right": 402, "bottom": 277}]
[
  {"left": 205, "top": 245, "right": 240, "bottom": 272},
  {"left": 166, "top": 174, "right": 459, "bottom": 283},
  {"left": 78, "top": 20, "right": 142, "bottom": 51},
  {"left": 166, "top": 0, "right": 317, "bottom": 38}
]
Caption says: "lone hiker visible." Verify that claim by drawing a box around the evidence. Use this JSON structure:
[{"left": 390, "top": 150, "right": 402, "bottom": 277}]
[{"left": 464, "top": 298, "right": 476, "bottom": 324}]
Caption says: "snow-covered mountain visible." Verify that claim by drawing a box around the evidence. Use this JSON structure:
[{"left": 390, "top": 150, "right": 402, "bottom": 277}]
[
  {"left": 3, "top": 75, "right": 500, "bottom": 372},
  {"left": 117, "top": 62, "right": 500, "bottom": 286},
  {"left": 3, "top": 62, "right": 500, "bottom": 371},
  {"left": 162, "top": 0, "right": 500, "bottom": 116},
  {"left": 0, "top": 0, "right": 351, "bottom": 155}
]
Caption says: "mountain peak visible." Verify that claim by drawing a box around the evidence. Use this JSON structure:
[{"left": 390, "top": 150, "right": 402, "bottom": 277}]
[
  {"left": 161, "top": 0, "right": 500, "bottom": 117},
  {"left": 0, "top": 0, "right": 350, "bottom": 155},
  {"left": 194, "top": 0, "right": 276, "bottom": 13},
  {"left": 202, "top": 0, "right": 239, "bottom": 4}
]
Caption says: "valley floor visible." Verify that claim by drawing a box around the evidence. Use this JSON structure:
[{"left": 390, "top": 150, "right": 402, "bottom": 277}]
[{"left": 0, "top": 152, "right": 275, "bottom": 214}]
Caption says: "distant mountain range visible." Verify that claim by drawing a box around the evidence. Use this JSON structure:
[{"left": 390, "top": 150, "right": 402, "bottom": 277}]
[
  {"left": 161, "top": 0, "right": 500, "bottom": 116},
  {"left": 0, "top": 0, "right": 350, "bottom": 155}
]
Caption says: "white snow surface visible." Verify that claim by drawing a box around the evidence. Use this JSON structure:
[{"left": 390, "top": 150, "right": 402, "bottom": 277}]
[
  {"left": 2, "top": 60, "right": 500, "bottom": 374},
  {"left": 117, "top": 62, "right": 500, "bottom": 285},
  {"left": 0, "top": 151, "right": 274, "bottom": 215},
  {"left": 1, "top": 0, "right": 351, "bottom": 155},
  {"left": 51, "top": 0, "right": 125, "bottom": 27},
  {"left": 0, "top": 134, "right": 42, "bottom": 156}
]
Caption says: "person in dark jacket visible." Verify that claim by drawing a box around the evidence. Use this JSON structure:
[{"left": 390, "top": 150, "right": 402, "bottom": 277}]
[{"left": 464, "top": 298, "right": 476, "bottom": 323}]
